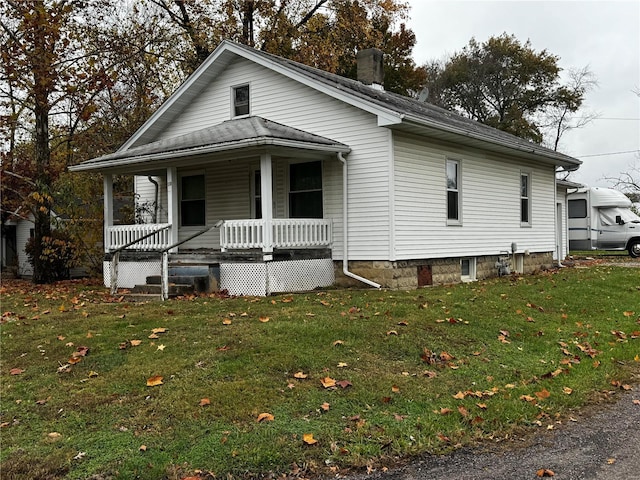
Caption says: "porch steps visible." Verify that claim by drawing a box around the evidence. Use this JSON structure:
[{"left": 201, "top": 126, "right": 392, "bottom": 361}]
[{"left": 129, "top": 264, "right": 220, "bottom": 298}]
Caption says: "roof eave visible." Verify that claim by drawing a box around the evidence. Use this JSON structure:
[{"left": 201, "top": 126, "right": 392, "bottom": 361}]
[
  {"left": 69, "top": 137, "right": 351, "bottom": 172},
  {"left": 401, "top": 114, "right": 581, "bottom": 169}
]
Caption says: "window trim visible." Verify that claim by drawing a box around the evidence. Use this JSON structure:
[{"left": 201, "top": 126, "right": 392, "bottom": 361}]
[
  {"left": 179, "top": 172, "right": 206, "bottom": 228},
  {"left": 520, "top": 172, "right": 532, "bottom": 226},
  {"left": 446, "top": 159, "right": 462, "bottom": 225},
  {"left": 232, "top": 83, "right": 250, "bottom": 118}
]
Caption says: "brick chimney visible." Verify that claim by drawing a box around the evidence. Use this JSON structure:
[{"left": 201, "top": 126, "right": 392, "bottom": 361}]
[{"left": 356, "top": 48, "right": 384, "bottom": 90}]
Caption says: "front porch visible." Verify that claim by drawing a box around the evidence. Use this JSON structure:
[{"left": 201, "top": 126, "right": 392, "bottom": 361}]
[{"left": 103, "top": 219, "right": 335, "bottom": 297}]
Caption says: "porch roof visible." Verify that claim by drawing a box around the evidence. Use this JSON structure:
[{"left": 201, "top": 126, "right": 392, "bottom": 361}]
[{"left": 69, "top": 116, "right": 350, "bottom": 172}]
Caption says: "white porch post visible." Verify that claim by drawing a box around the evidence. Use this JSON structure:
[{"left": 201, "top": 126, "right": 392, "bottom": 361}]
[
  {"left": 103, "top": 174, "right": 113, "bottom": 252},
  {"left": 260, "top": 153, "right": 273, "bottom": 256},
  {"left": 167, "top": 167, "right": 179, "bottom": 252}
]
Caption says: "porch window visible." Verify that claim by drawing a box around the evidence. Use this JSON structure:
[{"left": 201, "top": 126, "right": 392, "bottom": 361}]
[
  {"left": 446, "top": 159, "right": 461, "bottom": 223},
  {"left": 233, "top": 84, "right": 250, "bottom": 117},
  {"left": 289, "top": 161, "right": 322, "bottom": 218},
  {"left": 461, "top": 258, "right": 476, "bottom": 282},
  {"left": 521, "top": 173, "right": 531, "bottom": 225},
  {"left": 253, "top": 170, "right": 262, "bottom": 219},
  {"left": 181, "top": 174, "right": 206, "bottom": 226}
]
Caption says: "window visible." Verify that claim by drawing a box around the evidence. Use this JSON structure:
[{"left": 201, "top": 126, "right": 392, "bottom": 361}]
[
  {"left": 461, "top": 258, "right": 476, "bottom": 282},
  {"left": 568, "top": 199, "right": 587, "bottom": 218},
  {"left": 446, "top": 159, "right": 461, "bottom": 223},
  {"left": 253, "top": 170, "right": 262, "bottom": 219},
  {"left": 289, "top": 161, "right": 323, "bottom": 218},
  {"left": 520, "top": 173, "right": 531, "bottom": 225},
  {"left": 181, "top": 174, "right": 205, "bottom": 226},
  {"left": 233, "top": 84, "right": 249, "bottom": 117}
]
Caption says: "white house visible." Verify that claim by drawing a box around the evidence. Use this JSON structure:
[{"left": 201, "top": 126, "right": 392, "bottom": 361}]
[{"left": 69, "top": 41, "right": 581, "bottom": 296}]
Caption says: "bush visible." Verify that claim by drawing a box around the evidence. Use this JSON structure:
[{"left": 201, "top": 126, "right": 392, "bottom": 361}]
[{"left": 25, "top": 230, "right": 79, "bottom": 281}]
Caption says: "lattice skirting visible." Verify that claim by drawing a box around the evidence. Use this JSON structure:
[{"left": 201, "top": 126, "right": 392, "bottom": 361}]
[
  {"left": 103, "top": 260, "right": 161, "bottom": 289},
  {"left": 220, "top": 258, "right": 335, "bottom": 296}
]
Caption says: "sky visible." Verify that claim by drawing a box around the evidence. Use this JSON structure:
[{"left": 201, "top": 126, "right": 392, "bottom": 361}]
[{"left": 403, "top": 0, "right": 640, "bottom": 188}]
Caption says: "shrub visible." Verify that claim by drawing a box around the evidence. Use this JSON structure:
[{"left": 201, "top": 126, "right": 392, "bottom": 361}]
[{"left": 25, "top": 230, "right": 79, "bottom": 281}]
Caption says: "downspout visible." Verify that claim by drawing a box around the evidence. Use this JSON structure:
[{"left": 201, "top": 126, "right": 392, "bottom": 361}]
[
  {"left": 337, "top": 152, "right": 381, "bottom": 289},
  {"left": 147, "top": 176, "right": 159, "bottom": 223}
]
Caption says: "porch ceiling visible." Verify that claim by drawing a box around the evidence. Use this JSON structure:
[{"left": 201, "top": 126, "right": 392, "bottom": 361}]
[{"left": 69, "top": 116, "right": 350, "bottom": 173}]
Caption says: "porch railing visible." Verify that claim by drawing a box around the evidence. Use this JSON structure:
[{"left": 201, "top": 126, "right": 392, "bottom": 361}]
[
  {"left": 220, "top": 219, "right": 332, "bottom": 250},
  {"left": 107, "top": 223, "right": 172, "bottom": 251}
]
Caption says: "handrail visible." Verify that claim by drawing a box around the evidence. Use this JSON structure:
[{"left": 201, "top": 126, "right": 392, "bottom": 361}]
[
  {"left": 159, "top": 220, "right": 224, "bottom": 300},
  {"left": 159, "top": 220, "right": 224, "bottom": 254},
  {"left": 109, "top": 224, "right": 171, "bottom": 295},
  {"left": 109, "top": 224, "right": 171, "bottom": 254}
]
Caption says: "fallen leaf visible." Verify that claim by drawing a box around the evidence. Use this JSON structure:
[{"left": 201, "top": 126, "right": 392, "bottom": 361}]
[
  {"left": 319, "top": 300, "right": 331, "bottom": 306},
  {"left": 222, "top": 319, "right": 232, "bottom": 325},
  {"left": 391, "top": 385, "right": 400, "bottom": 393},
  {"left": 151, "top": 327, "right": 168, "bottom": 334},
  {"left": 256, "top": 413, "right": 274, "bottom": 422},
  {"left": 336, "top": 379, "right": 352, "bottom": 389},
  {"left": 302, "top": 433, "right": 318, "bottom": 445},
  {"left": 563, "top": 387, "right": 573, "bottom": 395},
  {"left": 87, "top": 371, "right": 99, "bottom": 378},
  {"left": 199, "top": 398, "right": 211, "bottom": 406},
  {"left": 321, "top": 402, "right": 330, "bottom": 411},
  {"left": 386, "top": 330, "right": 398, "bottom": 336},
  {"left": 320, "top": 377, "right": 336, "bottom": 388},
  {"left": 156, "top": 344, "right": 165, "bottom": 351},
  {"left": 607, "top": 458, "right": 616, "bottom": 465},
  {"left": 130, "top": 340, "right": 142, "bottom": 346},
  {"left": 337, "top": 362, "right": 348, "bottom": 368},
  {"left": 437, "top": 433, "right": 450, "bottom": 443},
  {"left": 476, "top": 403, "right": 488, "bottom": 409},
  {"left": 146, "top": 375, "right": 163, "bottom": 387},
  {"left": 535, "top": 388, "right": 551, "bottom": 400},
  {"left": 139, "top": 445, "right": 147, "bottom": 452},
  {"left": 47, "top": 432, "right": 62, "bottom": 441},
  {"left": 332, "top": 340, "right": 344, "bottom": 346},
  {"left": 259, "top": 316, "right": 270, "bottom": 323},
  {"left": 10, "top": 368, "right": 24, "bottom": 375},
  {"left": 536, "top": 468, "right": 555, "bottom": 477},
  {"left": 520, "top": 394, "right": 537, "bottom": 402},
  {"left": 453, "top": 391, "right": 466, "bottom": 400},
  {"left": 293, "top": 371, "right": 308, "bottom": 379},
  {"left": 623, "top": 311, "right": 635, "bottom": 317},
  {"left": 438, "top": 408, "right": 453, "bottom": 415},
  {"left": 458, "top": 406, "right": 469, "bottom": 417},
  {"left": 423, "top": 370, "right": 438, "bottom": 378}
]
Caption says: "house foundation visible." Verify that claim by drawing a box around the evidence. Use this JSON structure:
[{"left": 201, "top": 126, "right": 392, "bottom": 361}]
[{"left": 334, "top": 252, "right": 554, "bottom": 289}]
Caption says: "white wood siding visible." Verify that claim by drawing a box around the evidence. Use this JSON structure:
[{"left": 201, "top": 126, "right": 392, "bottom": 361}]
[
  {"left": 151, "top": 58, "right": 391, "bottom": 259},
  {"left": 16, "top": 218, "right": 33, "bottom": 276},
  {"left": 393, "top": 133, "right": 557, "bottom": 260},
  {"left": 134, "top": 176, "right": 168, "bottom": 223}
]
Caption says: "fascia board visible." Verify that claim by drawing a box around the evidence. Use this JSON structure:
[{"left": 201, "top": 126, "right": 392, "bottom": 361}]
[{"left": 69, "top": 138, "right": 351, "bottom": 172}]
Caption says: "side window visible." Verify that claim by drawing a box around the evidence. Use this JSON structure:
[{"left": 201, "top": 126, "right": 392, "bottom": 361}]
[
  {"left": 180, "top": 174, "right": 206, "bottom": 226},
  {"left": 253, "top": 170, "right": 262, "bottom": 219},
  {"left": 520, "top": 173, "right": 531, "bottom": 225},
  {"left": 289, "top": 161, "right": 323, "bottom": 218},
  {"left": 446, "top": 159, "right": 461, "bottom": 224},
  {"left": 233, "top": 84, "right": 250, "bottom": 117},
  {"left": 568, "top": 199, "right": 587, "bottom": 218}
]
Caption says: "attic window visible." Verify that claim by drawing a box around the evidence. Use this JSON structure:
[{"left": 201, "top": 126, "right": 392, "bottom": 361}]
[{"left": 233, "top": 84, "right": 250, "bottom": 117}]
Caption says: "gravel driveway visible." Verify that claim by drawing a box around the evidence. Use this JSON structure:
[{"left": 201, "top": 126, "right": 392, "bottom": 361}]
[{"left": 347, "top": 389, "right": 640, "bottom": 480}]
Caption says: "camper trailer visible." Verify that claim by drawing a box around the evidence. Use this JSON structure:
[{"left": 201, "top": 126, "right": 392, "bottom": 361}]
[{"left": 567, "top": 187, "right": 640, "bottom": 257}]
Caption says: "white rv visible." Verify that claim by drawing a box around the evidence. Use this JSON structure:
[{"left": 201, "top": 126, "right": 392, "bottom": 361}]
[{"left": 567, "top": 187, "right": 640, "bottom": 257}]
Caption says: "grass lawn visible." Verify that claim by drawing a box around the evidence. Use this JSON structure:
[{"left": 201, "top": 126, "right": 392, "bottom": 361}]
[{"left": 1, "top": 265, "right": 639, "bottom": 479}]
